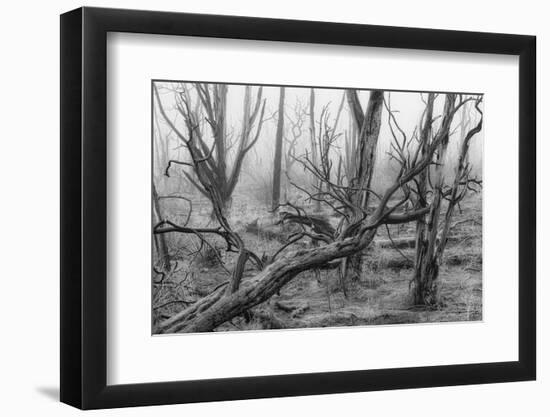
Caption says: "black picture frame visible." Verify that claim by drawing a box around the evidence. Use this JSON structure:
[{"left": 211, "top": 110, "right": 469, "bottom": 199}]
[{"left": 60, "top": 6, "right": 536, "bottom": 410}]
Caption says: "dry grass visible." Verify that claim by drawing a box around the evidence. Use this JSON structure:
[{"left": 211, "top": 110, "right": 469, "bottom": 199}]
[{"left": 153, "top": 192, "right": 483, "bottom": 332}]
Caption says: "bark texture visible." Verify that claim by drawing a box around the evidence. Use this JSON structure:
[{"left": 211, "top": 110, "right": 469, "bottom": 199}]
[
  {"left": 152, "top": 182, "right": 170, "bottom": 271},
  {"left": 271, "top": 87, "right": 286, "bottom": 211},
  {"left": 344, "top": 90, "right": 384, "bottom": 283},
  {"left": 158, "top": 230, "right": 377, "bottom": 333},
  {"left": 411, "top": 94, "right": 482, "bottom": 306}
]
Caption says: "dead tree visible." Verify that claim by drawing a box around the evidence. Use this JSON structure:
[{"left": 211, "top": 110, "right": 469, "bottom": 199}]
[
  {"left": 154, "top": 83, "right": 266, "bottom": 215},
  {"left": 343, "top": 113, "right": 358, "bottom": 183},
  {"left": 153, "top": 83, "right": 267, "bottom": 296},
  {"left": 271, "top": 87, "right": 286, "bottom": 211},
  {"left": 152, "top": 93, "right": 469, "bottom": 334},
  {"left": 341, "top": 89, "right": 384, "bottom": 283},
  {"left": 276, "top": 101, "right": 345, "bottom": 292},
  {"left": 410, "top": 94, "right": 483, "bottom": 306},
  {"left": 409, "top": 92, "right": 437, "bottom": 304},
  {"left": 308, "top": 89, "right": 323, "bottom": 212},
  {"left": 302, "top": 93, "right": 345, "bottom": 203},
  {"left": 151, "top": 113, "right": 172, "bottom": 273},
  {"left": 282, "top": 102, "right": 305, "bottom": 201},
  {"left": 152, "top": 182, "right": 171, "bottom": 273}
]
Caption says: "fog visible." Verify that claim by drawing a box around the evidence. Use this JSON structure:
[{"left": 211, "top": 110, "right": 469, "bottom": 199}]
[
  {"left": 153, "top": 81, "right": 483, "bottom": 204},
  {"left": 151, "top": 81, "right": 484, "bottom": 333}
]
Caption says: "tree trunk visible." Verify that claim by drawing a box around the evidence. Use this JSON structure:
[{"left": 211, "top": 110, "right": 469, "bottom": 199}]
[
  {"left": 344, "top": 90, "right": 384, "bottom": 285},
  {"left": 343, "top": 252, "right": 363, "bottom": 283},
  {"left": 152, "top": 182, "right": 170, "bottom": 271},
  {"left": 411, "top": 93, "right": 435, "bottom": 304},
  {"left": 413, "top": 98, "right": 482, "bottom": 306},
  {"left": 309, "top": 89, "right": 322, "bottom": 212},
  {"left": 412, "top": 253, "right": 440, "bottom": 305},
  {"left": 411, "top": 93, "right": 459, "bottom": 306},
  {"left": 210, "top": 192, "right": 232, "bottom": 219},
  {"left": 271, "top": 87, "right": 285, "bottom": 211},
  {"left": 229, "top": 250, "right": 249, "bottom": 294},
  {"left": 157, "top": 229, "right": 377, "bottom": 333}
]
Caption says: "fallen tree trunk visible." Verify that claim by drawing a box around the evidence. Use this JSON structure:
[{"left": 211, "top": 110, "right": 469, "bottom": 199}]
[
  {"left": 157, "top": 230, "right": 377, "bottom": 333},
  {"left": 155, "top": 282, "right": 228, "bottom": 333}
]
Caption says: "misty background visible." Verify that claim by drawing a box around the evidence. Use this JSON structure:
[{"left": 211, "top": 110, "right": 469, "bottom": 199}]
[{"left": 152, "top": 83, "right": 483, "bottom": 209}]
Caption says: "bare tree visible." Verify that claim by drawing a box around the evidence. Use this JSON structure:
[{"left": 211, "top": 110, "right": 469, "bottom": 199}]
[
  {"left": 153, "top": 82, "right": 268, "bottom": 296},
  {"left": 410, "top": 94, "right": 483, "bottom": 306},
  {"left": 342, "top": 112, "right": 358, "bottom": 184},
  {"left": 154, "top": 83, "right": 266, "bottom": 216},
  {"left": 308, "top": 89, "right": 323, "bottom": 212},
  {"left": 152, "top": 182, "right": 171, "bottom": 273},
  {"left": 341, "top": 89, "right": 384, "bottom": 283},
  {"left": 282, "top": 102, "right": 306, "bottom": 201},
  {"left": 271, "top": 87, "right": 286, "bottom": 211},
  {"left": 151, "top": 112, "right": 173, "bottom": 274}
]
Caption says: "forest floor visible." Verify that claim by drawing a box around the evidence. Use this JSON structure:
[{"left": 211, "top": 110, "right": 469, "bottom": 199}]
[{"left": 152, "top": 193, "right": 482, "bottom": 333}]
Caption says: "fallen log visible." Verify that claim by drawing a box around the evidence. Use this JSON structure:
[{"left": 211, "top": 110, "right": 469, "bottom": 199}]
[
  {"left": 155, "top": 282, "right": 228, "bottom": 333},
  {"left": 157, "top": 230, "right": 377, "bottom": 334}
]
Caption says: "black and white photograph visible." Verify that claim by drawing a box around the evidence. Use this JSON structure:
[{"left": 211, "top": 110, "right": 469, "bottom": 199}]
[
  {"left": 151, "top": 82, "right": 484, "bottom": 334},
  {"left": 0, "top": 0, "right": 544, "bottom": 413}
]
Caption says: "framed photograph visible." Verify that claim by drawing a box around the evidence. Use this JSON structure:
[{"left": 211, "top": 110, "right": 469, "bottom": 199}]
[{"left": 60, "top": 6, "right": 536, "bottom": 409}]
